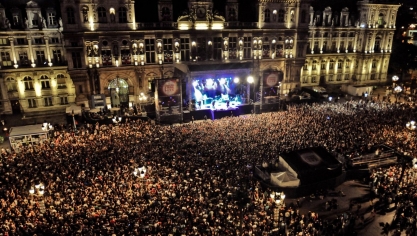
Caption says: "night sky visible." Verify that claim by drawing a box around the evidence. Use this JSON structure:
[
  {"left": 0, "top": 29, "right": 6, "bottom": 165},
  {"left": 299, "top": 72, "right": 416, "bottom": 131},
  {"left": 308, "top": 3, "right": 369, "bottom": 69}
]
[{"left": 0, "top": 0, "right": 396, "bottom": 23}]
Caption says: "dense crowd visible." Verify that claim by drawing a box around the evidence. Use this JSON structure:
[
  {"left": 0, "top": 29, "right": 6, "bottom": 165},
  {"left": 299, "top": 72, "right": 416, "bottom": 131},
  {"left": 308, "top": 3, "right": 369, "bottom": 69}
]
[{"left": 0, "top": 100, "right": 416, "bottom": 235}]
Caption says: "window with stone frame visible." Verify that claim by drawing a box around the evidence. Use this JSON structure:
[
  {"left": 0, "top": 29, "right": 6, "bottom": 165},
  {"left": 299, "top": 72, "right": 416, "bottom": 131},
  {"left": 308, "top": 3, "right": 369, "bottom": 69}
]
[
  {"left": 118, "top": 7, "right": 128, "bottom": 23},
  {"left": 44, "top": 97, "right": 53, "bottom": 106},
  {"left": 52, "top": 50, "right": 62, "bottom": 64},
  {"left": 180, "top": 38, "right": 190, "bottom": 62},
  {"left": 67, "top": 7, "right": 76, "bottom": 24},
  {"left": 264, "top": 9, "right": 270, "bottom": 22},
  {"left": 28, "top": 98, "right": 36, "bottom": 108},
  {"left": 1, "top": 52, "right": 12, "bottom": 67},
  {"left": 56, "top": 74, "right": 67, "bottom": 89},
  {"left": 163, "top": 38, "right": 173, "bottom": 63},
  {"left": 229, "top": 37, "right": 237, "bottom": 59},
  {"left": 60, "top": 96, "right": 69, "bottom": 105},
  {"left": 40, "top": 75, "right": 50, "bottom": 89},
  {"left": 278, "top": 9, "right": 285, "bottom": 22},
  {"left": 6, "top": 78, "right": 17, "bottom": 91},
  {"left": 145, "top": 39, "right": 156, "bottom": 63},
  {"left": 101, "top": 50, "right": 112, "bottom": 66},
  {"left": 98, "top": 7, "right": 107, "bottom": 23},
  {"left": 23, "top": 76, "right": 34, "bottom": 90},
  {"left": 243, "top": 37, "right": 252, "bottom": 59},
  {"left": 121, "top": 49, "right": 131, "bottom": 65}
]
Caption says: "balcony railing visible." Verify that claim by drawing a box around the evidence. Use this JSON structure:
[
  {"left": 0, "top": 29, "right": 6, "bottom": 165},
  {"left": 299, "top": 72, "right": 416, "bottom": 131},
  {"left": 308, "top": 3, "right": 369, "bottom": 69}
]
[{"left": 137, "top": 22, "right": 178, "bottom": 29}]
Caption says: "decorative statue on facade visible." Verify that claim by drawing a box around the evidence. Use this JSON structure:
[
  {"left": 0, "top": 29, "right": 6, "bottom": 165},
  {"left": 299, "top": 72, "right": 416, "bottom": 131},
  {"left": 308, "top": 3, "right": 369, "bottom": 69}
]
[
  {"left": 24, "top": 18, "right": 29, "bottom": 29},
  {"left": 42, "top": 18, "right": 47, "bottom": 29}
]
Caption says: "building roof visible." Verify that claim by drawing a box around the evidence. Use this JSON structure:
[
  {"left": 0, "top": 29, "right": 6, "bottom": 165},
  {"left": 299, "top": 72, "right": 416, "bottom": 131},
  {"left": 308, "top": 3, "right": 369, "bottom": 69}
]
[{"left": 280, "top": 147, "right": 343, "bottom": 185}]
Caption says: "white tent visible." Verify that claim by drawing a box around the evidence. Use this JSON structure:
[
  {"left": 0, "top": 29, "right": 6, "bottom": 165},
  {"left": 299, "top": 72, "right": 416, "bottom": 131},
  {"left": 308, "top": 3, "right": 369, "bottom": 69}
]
[
  {"left": 270, "top": 171, "right": 300, "bottom": 188},
  {"left": 66, "top": 105, "right": 82, "bottom": 115}
]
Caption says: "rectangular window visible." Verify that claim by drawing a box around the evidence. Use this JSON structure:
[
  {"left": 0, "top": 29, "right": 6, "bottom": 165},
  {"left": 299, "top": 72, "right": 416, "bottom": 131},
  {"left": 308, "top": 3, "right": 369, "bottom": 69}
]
[
  {"left": 262, "top": 41, "right": 270, "bottom": 58},
  {"left": 0, "top": 38, "right": 8, "bottom": 45},
  {"left": 101, "top": 50, "right": 112, "bottom": 66},
  {"left": 36, "top": 51, "right": 46, "bottom": 65},
  {"left": 321, "top": 62, "right": 326, "bottom": 70},
  {"left": 213, "top": 37, "right": 222, "bottom": 60},
  {"left": 314, "top": 41, "right": 319, "bottom": 51},
  {"left": 337, "top": 61, "right": 342, "bottom": 69},
  {"left": 340, "top": 41, "right": 345, "bottom": 51},
  {"left": 302, "top": 76, "right": 308, "bottom": 83},
  {"left": 145, "top": 39, "right": 156, "bottom": 63},
  {"left": 44, "top": 97, "right": 53, "bottom": 106},
  {"left": 336, "top": 74, "right": 342, "bottom": 81},
  {"left": 121, "top": 49, "right": 131, "bottom": 65},
  {"left": 28, "top": 99, "right": 36, "bottom": 108},
  {"left": 348, "top": 41, "right": 353, "bottom": 51},
  {"left": 1, "top": 52, "right": 12, "bottom": 67},
  {"left": 60, "top": 97, "right": 68, "bottom": 105},
  {"left": 312, "top": 62, "right": 317, "bottom": 70},
  {"left": 370, "top": 74, "right": 376, "bottom": 80},
  {"left": 328, "top": 75, "right": 334, "bottom": 82},
  {"left": 163, "top": 38, "right": 173, "bottom": 63},
  {"left": 229, "top": 37, "right": 237, "bottom": 59},
  {"left": 41, "top": 80, "right": 50, "bottom": 89},
  {"left": 303, "top": 64, "right": 308, "bottom": 70},
  {"left": 48, "top": 12, "right": 57, "bottom": 25},
  {"left": 180, "top": 38, "right": 190, "bottom": 62},
  {"left": 78, "top": 85, "right": 83, "bottom": 93},
  {"left": 34, "top": 38, "right": 43, "bottom": 44},
  {"left": 57, "top": 76, "right": 66, "bottom": 89},
  {"left": 52, "top": 50, "right": 62, "bottom": 64},
  {"left": 70, "top": 42, "right": 78, "bottom": 47},
  {"left": 344, "top": 74, "right": 350, "bottom": 80},
  {"left": 345, "top": 61, "right": 350, "bottom": 68},
  {"left": 50, "top": 37, "right": 59, "bottom": 44},
  {"left": 16, "top": 38, "right": 26, "bottom": 45},
  {"left": 197, "top": 37, "right": 206, "bottom": 61},
  {"left": 331, "top": 42, "right": 336, "bottom": 52},
  {"left": 243, "top": 37, "right": 252, "bottom": 59},
  {"left": 311, "top": 76, "right": 316, "bottom": 83},
  {"left": 71, "top": 52, "right": 82, "bottom": 68},
  {"left": 372, "top": 61, "right": 377, "bottom": 68},
  {"left": 329, "top": 61, "right": 334, "bottom": 70}
]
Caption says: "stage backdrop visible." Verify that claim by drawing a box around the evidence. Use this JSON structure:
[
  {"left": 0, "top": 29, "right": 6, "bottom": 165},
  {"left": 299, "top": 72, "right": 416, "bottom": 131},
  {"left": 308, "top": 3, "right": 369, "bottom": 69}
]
[{"left": 155, "top": 78, "right": 183, "bottom": 123}]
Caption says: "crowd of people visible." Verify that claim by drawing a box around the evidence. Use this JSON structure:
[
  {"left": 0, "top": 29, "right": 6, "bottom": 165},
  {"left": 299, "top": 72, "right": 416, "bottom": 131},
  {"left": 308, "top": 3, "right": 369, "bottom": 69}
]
[{"left": 0, "top": 100, "right": 416, "bottom": 235}]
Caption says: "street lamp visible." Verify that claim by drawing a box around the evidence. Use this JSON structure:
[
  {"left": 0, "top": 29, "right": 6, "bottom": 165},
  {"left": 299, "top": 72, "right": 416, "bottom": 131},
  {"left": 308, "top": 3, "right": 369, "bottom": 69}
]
[
  {"left": 392, "top": 75, "right": 399, "bottom": 84},
  {"left": 112, "top": 116, "right": 122, "bottom": 124},
  {"left": 139, "top": 92, "right": 147, "bottom": 114},
  {"left": 394, "top": 85, "right": 402, "bottom": 102},
  {"left": 406, "top": 120, "right": 416, "bottom": 130}
]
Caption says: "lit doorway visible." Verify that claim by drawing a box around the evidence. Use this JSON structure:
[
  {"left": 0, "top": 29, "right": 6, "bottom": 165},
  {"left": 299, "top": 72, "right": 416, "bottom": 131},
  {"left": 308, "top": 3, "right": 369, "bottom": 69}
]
[{"left": 108, "top": 78, "right": 129, "bottom": 108}]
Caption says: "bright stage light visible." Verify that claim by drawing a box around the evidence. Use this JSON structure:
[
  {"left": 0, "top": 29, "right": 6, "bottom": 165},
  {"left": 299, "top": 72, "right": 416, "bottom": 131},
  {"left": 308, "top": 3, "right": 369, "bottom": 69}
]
[
  {"left": 234, "top": 77, "right": 240, "bottom": 83},
  {"left": 247, "top": 76, "right": 254, "bottom": 84}
]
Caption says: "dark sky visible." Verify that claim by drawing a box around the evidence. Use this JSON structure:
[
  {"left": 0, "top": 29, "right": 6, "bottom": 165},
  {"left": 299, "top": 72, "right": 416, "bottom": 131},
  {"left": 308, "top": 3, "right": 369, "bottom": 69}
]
[{"left": 1, "top": 0, "right": 396, "bottom": 23}]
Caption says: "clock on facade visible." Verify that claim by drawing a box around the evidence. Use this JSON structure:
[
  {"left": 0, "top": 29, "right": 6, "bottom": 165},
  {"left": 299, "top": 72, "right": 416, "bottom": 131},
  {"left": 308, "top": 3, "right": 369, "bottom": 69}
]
[{"left": 196, "top": 7, "right": 206, "bottom": 18}]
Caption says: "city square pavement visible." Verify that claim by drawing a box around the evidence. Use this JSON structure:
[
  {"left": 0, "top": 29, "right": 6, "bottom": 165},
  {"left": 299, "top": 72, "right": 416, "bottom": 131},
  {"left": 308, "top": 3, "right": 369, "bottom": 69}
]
[{"left": 286, "top": 180, "right": 400, "bottom": 236}]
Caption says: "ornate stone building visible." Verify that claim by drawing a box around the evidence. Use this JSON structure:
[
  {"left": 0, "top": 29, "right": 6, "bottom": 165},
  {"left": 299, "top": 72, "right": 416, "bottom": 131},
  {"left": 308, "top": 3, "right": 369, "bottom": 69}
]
[
  {"left": 57, "top": 0, "right": 399, "bottom": 109},
  {"left": 0, "top": 1, "right": 76, "bottom": 116},
  {"left": 302, "top": 1, "right": 400, "bottom": 86}
]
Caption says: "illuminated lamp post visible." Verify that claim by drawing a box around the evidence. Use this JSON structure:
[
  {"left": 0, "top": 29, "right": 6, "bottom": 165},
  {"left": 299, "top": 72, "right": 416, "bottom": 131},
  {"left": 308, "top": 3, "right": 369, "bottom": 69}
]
[{"left": 394, "top": 85, "right": 402, "bottom": 103}]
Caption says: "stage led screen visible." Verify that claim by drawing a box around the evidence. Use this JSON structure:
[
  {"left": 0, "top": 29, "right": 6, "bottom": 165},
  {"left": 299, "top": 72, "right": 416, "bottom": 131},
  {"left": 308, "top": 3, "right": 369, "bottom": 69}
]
[{"left": 191, "top": 77, "right": 244, "bottom": 110}]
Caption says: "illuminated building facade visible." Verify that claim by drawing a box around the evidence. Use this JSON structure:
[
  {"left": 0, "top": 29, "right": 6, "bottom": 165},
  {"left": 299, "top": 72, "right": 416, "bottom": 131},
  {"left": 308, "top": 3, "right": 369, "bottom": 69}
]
[
  {"left": 0, "top": 1, "right": 76, "bottom": 116},
  {"left": 0, "top": 0, "right": 399, "bottom": 115}
]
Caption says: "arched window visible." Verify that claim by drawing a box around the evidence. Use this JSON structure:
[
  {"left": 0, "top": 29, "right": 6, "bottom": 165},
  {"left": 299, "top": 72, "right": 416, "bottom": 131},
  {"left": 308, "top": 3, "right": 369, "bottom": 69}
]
[
  {"left": 56, "top": 74, "right": 67, "bottom": 89},
  {"left": 264, "top": 9, "right": 270, "bottom": 22},
  {"left": 278, "top": 9, "right": 285, "bottom": 23},
  {"left": 377, "top": 13, "right": 385, "bottom": 27},
  {"left": 40, "top": 75, "right": 50, "bottom": 89},
  {"left": 98, "top": 7, "right": 107, "bottom": 23},
  {"left": 301, "top": 10, "right": 307, "bottom": 23},
  {"left": 312, "top": 60, "right": 317, "bottom": 70},
  {"left": 337, "top": 60, "right": 343, "bottom": 69},
  {"left": 66, "top": 7, "right": 75, "bottom": 24},
  {"left": 23, "top": 76, "right": 34, "bottom": 90},
  {"left": 6, "top": 78, "right": 17, "bottom": 91},
  {"left": 118, "top": 7, "right": 127, "bottom": 23}
]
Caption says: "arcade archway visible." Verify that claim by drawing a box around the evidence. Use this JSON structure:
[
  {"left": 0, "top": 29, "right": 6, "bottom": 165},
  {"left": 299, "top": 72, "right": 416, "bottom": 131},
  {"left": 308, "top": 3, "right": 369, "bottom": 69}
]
[{"left": 108, "top": 77, "right": 129, "bottom": 108}]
